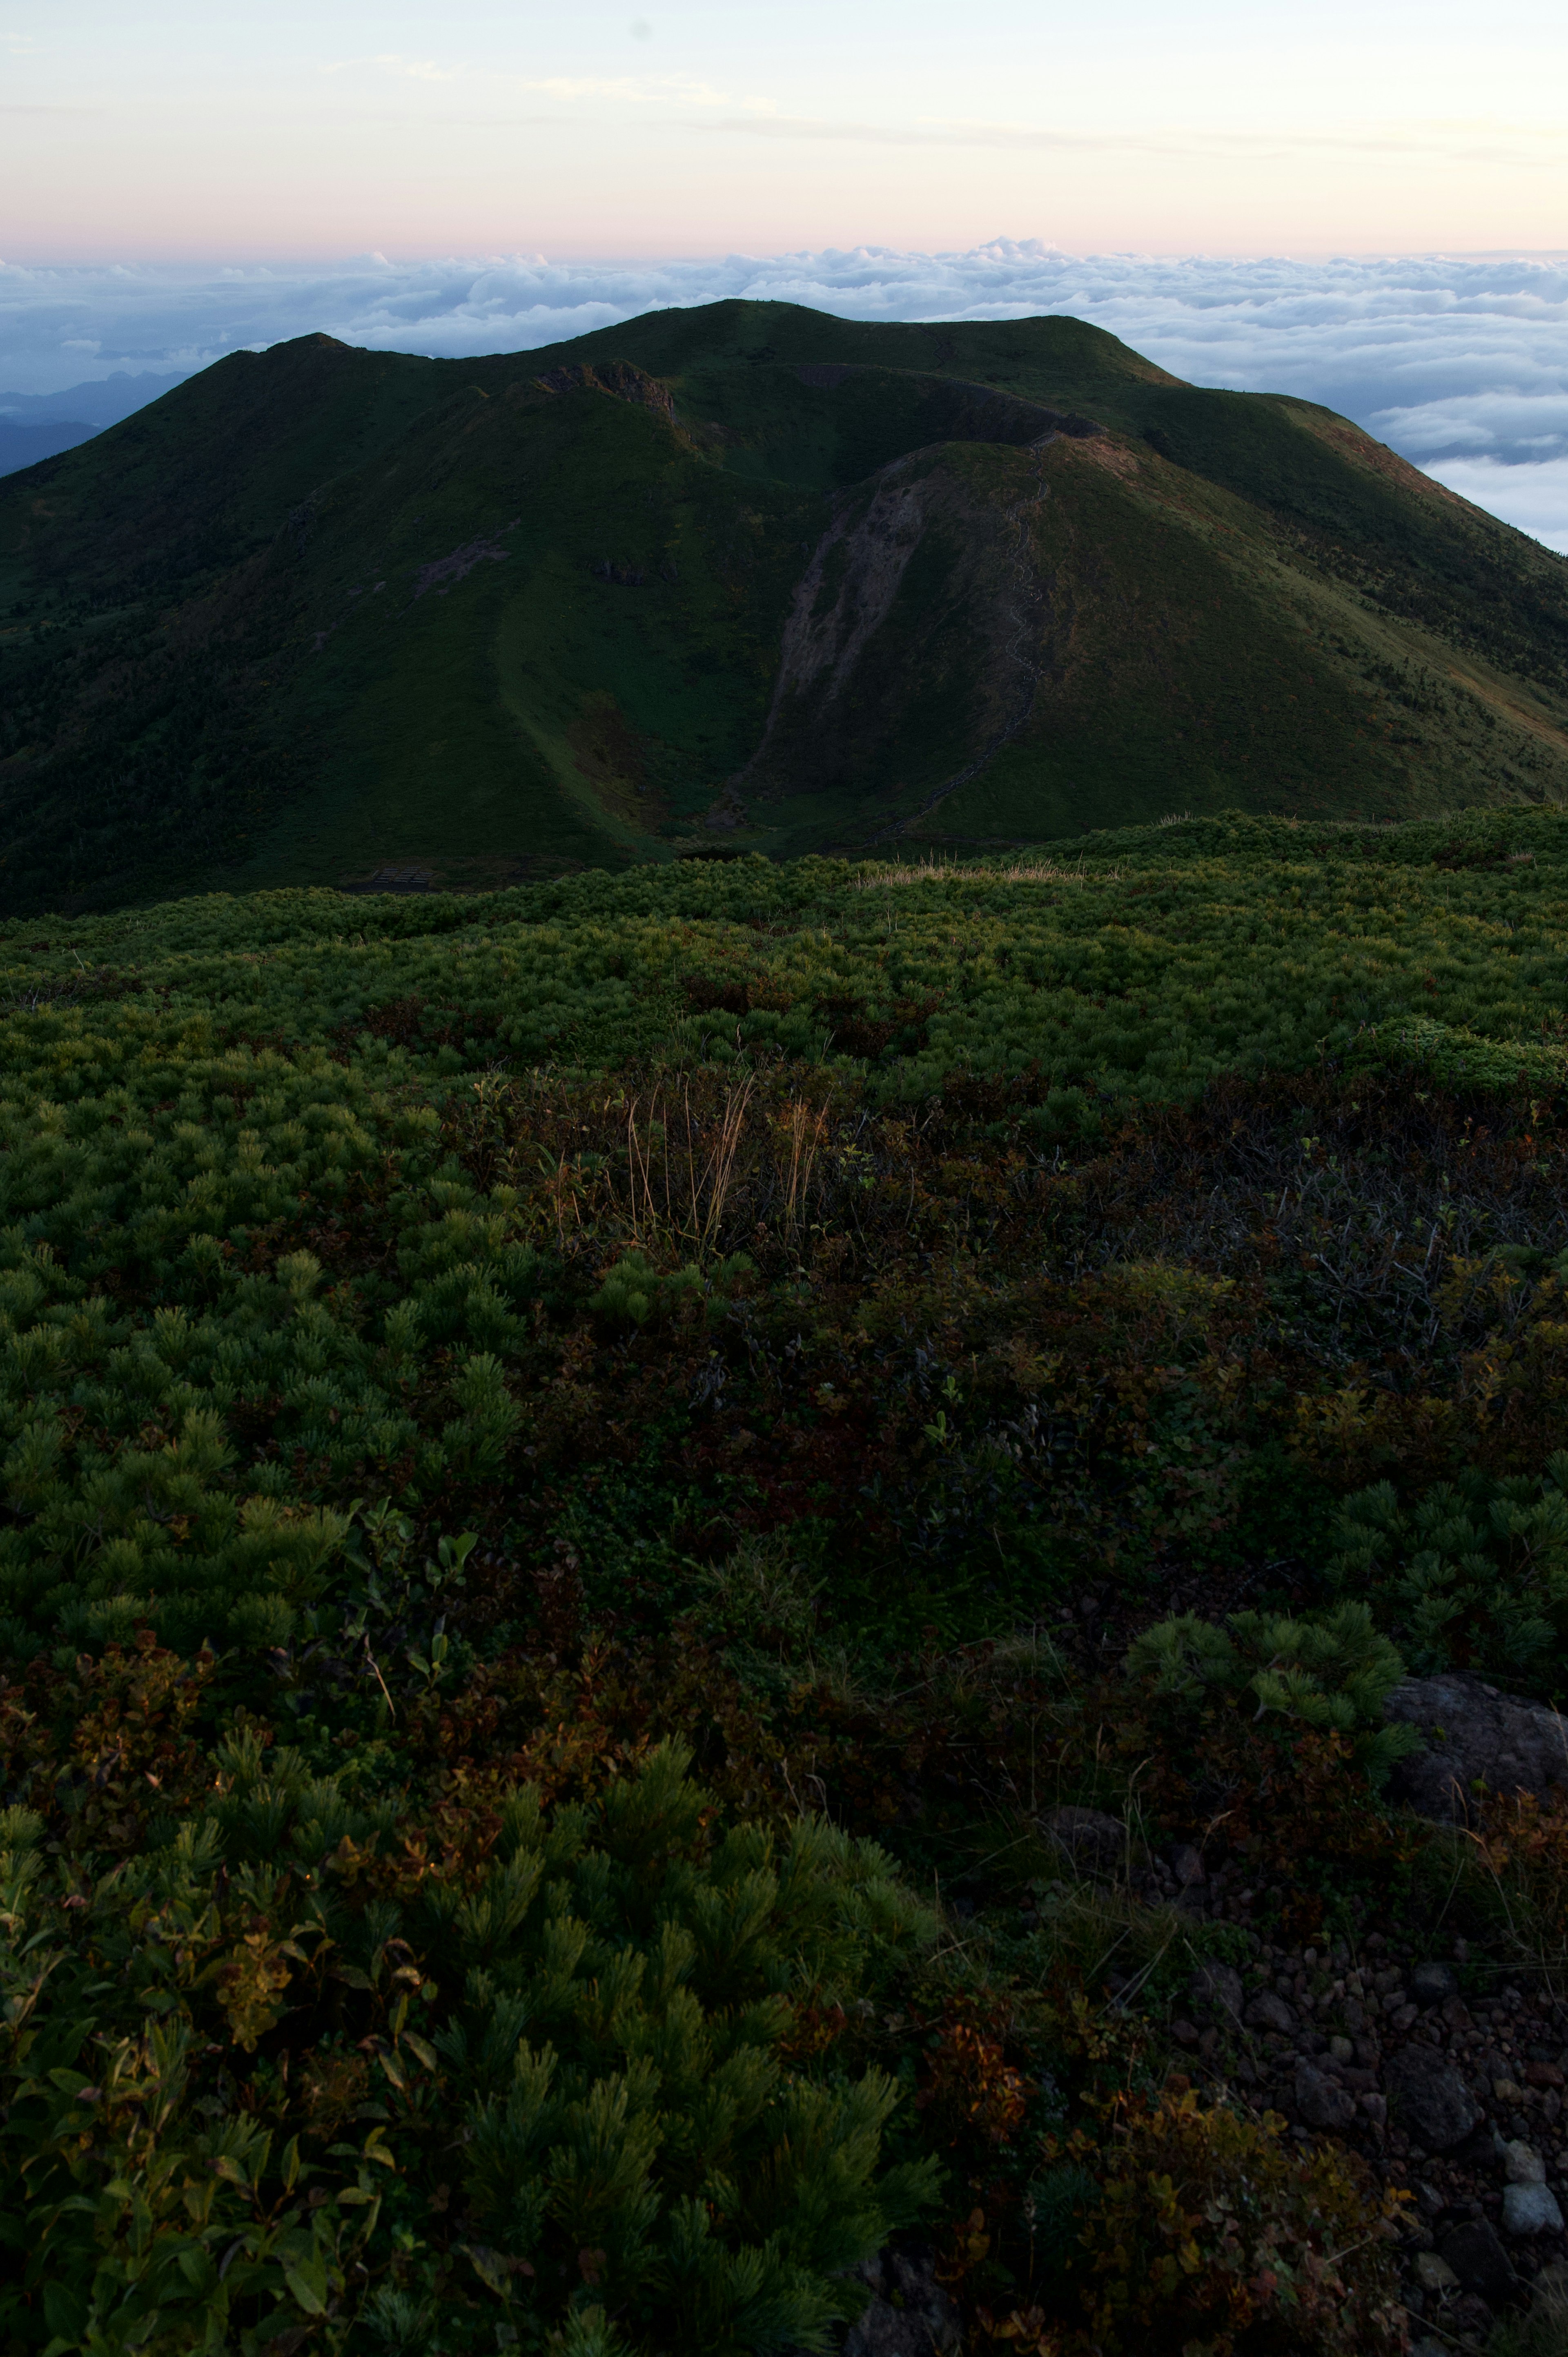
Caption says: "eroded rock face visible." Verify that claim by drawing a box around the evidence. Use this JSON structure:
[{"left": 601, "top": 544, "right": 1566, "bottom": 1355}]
[{"left": 1385, "top": 1676, "right": 1568, "bottom": 1821}]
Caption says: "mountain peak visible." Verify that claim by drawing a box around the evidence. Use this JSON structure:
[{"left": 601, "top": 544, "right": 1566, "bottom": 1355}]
[{"left": 1, "top": 301, "right": 1564, "bottom": 913}]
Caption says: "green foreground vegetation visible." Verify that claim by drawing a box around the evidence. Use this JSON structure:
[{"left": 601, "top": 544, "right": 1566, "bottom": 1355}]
[{"left": 5, "top": 809, "right": 1568, "bottom": 2353}]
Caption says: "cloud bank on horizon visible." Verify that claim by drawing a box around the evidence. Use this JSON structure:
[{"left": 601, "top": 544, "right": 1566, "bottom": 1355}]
[{"left": 2, "top": 242, "right": 1566, "bottom": 551}]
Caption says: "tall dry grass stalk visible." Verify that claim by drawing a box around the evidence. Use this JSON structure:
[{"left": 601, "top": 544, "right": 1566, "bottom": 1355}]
[
  {"left": 623, "top": 1073, "right": 760, "bottom": 1258},
  {"left": 857, "top": 859, "right": 1105, "bottom": 888},
  {"left": 780, "top": 1097, "right": 830, "bottom": 1235}
]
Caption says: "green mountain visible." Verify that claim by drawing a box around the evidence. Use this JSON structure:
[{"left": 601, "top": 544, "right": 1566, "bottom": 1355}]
[{"left": 3, "top": 299, "right": 1568, "bottom": 912}]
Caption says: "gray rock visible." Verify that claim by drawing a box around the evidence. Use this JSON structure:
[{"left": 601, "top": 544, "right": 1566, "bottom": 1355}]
[
  {"left": 842, "top": 2250, "right": 961, "bottom": 2357},
  {"left": 1170, "top": 1842, "right": 1206, "bottom": 1886},
  {"left": 1440, "top": 2217, "right": 1517, "bottom": 2306},
  {"left": 1410, "top": 1960, "right": 1459, "bottom": 2006},
  {"left": 1294, "top": 2061, "right": 1358, "bottom": 2132},
  {"left": 1503, "top": 2182, "right": 1565, "bottom": 2238},
  {"left": 1412, "top": 2250, "right": 1460, "bottom": 2295},
  {"left": 1040, "top": 1806, "right": 1124, "bottom": 1876},
  {"left": 1385, "top": 1675, "right": 1568, "bottom": 1822},
  {"left": 1385, "top": 2047, "right": 1482, "bottom": 2151},
  {"left": 1506, "top": 2140, "right": 1547, "bottom": 2185},
  {"left": 1189, "top": 1962, "right": 1244, "bottom": 2023},
  {"left": 1245, "top": 1991, "right": 1296, "bottom": 2035}
]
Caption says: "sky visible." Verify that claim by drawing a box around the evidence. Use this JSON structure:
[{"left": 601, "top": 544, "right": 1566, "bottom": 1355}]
[
  {"left": 6, "top": 0, "right": 1568, "bottom": 260},
  {"left": 2, "top": 2, "right": 1567, "bottom": 545}
]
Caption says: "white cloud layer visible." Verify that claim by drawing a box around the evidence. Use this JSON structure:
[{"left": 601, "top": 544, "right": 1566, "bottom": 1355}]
[{"left": 2, "top": 242, "right": 1566, "bottom": 549}]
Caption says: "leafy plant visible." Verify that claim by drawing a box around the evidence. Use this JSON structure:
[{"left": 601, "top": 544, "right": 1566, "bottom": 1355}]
[{"left": 980, "top": 2087, "right": 1409, "bottom": 2355}]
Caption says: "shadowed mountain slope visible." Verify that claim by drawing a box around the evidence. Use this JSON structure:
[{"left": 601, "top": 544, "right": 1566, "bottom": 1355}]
[{"left": 2, "top": 301, "right": 1567, "bottom": 913}]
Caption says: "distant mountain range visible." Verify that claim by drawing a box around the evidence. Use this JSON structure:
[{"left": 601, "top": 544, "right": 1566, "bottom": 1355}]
[
  {"left": 0, "top": 370, "right": 195, "bottom": 481},
  {"left": 0, "top": 419, "right": 99, "bottom": 476},
  {"left": 2, "top": 303, "right": 1566, "bottom": 913}
]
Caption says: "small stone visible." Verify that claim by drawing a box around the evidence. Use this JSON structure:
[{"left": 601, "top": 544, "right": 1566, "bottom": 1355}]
[
  {"left": 1440, "top": 2216, "right": 1517, "bottom": 2305},
  {"left": 1496, "top": 2078, "right": 1527, "bottom": 2106},
  {"left": 1411, "top": 1961, "right": 1460, "bottom": 2007},
  {"left": 1413, "top": 2250, "right": 1460, "bottom": 2295},
  {"left": 1190, "top": 1962, "right": 1244, "bottom": 2022},
  {"left": 1504, "top": 2182, "right": 1565, "bottom": 2238},
  {"left": 1386, "top": 2049, "right": 1483, "bottom": 2151},
  {"left": 1506, "top": 2140, "right": 1548, "bottom": 2185},
  {"left": 842, "top": 2250, "right": 962, "bottom": 2357},
  {"left": 1171, "top": 2018, "right": 1199, "bottom": 2047},
  {"left": 1041, "top": 1806, "right": 1125, "bottom": 1875},
  {"left": 1170, "top": 1844, "right": 1206, "bottom": 1887},
  {"left": 1361, "top": 2092, "right": 1388, "bottom": 2126},
  {"left": 1245, "top": 1991, "right": 1296, "bottom": 2034},
  {"left": 1409, "top": 2341, "right": 1449, "bottom": 2357},
  {"left": 1329, "top": 2035, "right": 1354, "bottom": 2063},
  {"left": 1294, "top": 2061, "right": 1358, "bottom": 2132},
  {"left": 1528, "top": 2060, "right": 1567, "bottom": 2089}
]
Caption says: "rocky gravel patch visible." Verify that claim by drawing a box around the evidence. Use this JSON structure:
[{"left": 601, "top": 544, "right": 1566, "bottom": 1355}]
[{"left": 1159, "top": 1899, "right": 1568, "bottom": 2350}]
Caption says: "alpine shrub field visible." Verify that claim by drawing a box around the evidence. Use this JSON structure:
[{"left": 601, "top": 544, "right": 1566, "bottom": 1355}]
[{"left": 5, "top": 807, "right": 1568, "bottom": 2356}]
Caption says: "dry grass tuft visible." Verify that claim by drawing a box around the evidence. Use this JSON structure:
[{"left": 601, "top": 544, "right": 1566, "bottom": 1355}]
[{"left": 858, "top": 859, "right": 1108, "bottom": 888}]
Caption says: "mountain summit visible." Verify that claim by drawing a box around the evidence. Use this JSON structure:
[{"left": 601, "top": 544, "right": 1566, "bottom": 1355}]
[{"left": 3, "top": 300, "right": 1566, "bottom": 910}]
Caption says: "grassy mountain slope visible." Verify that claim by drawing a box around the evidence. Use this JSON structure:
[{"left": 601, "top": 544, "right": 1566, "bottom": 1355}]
[{"left": 3, "top": 303, "right": 1568, "bottom": 914}]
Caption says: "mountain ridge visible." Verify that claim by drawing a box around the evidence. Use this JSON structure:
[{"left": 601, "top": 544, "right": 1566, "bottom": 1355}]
[{"left": 2, "top": 299, "right": 1566, "bottom": 914}]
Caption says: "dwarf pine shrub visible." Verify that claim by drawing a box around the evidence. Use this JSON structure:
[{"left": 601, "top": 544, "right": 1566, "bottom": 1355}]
[
  {"left": 1327, "top": 1460, "right": 1568, "bottom": 1685},
  {"left": 1124, "top": 1602, "right": 1419, "bottom": 1784},
  {"left": 0, "top": 1728, "right": 939, "bottom": 2355}
]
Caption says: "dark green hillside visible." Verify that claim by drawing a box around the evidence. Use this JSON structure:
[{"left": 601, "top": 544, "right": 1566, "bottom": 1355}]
[{"left": 4, "top": 301, "right": 1568, "bottom": 916}]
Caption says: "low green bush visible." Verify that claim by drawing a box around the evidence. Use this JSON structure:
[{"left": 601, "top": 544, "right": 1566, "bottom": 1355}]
[
  {"left": 0, "top": 1715, "right": 939, "bottom": 2356},
  {"left": 1327, "top": 1460, "right": 1568, "bottom": 1685},
  {"left": 1123, "top": 1601, "right": 1418, "bottom": 1784},
  {"left": 3, "top": 831, "right": 1568, "bottom": 2350}
]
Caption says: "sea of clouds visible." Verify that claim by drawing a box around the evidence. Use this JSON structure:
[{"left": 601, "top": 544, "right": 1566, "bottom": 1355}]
[{"left": 2, "top": 241, "right": 1566, "bottom": 549}]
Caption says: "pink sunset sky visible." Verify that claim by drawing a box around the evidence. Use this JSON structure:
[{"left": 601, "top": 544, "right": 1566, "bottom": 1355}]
[
  {"left": 4, "top": 0, "right": 1567, "bottom": 262},
  {"left": 4, "top": 0, "right": 1568, "bottom": 547}
]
